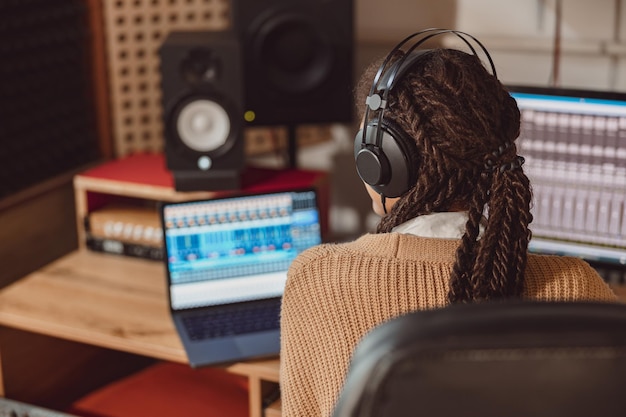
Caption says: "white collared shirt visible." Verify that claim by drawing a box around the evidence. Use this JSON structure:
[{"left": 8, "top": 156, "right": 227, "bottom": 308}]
[{"left": 392, "top": 212, "right": 483, "bottom": 239}]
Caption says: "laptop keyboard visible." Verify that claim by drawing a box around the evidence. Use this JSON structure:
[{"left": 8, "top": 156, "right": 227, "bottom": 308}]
[{"left": 182, "top": 301, "right": 281, "bottom": 341}]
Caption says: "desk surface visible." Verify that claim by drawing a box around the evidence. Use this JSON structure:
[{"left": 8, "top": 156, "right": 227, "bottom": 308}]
[
  {"left": 1, "top": 249, "right": 624, "bottom": 392},
  {"left": 0, "top": 250, "right": 280, "bottom": 380}
]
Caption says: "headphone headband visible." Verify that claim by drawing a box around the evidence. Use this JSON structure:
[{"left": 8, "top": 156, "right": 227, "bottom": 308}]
[{"left": 362, "top": 28, "right": 497, "bottom": 149}]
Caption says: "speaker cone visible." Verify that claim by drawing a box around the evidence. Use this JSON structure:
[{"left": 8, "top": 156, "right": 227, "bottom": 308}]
[
  {"left": 232, "top": 0, "right": 354, "bottom": 125},
  {"left": 174, "top": 99, "right": 231, "bottom": 153},
  {"left": 253, "top": 13, "right": 333, "bottom": 94}
]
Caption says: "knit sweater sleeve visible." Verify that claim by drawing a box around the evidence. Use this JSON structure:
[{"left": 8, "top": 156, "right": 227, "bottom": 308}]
[
  {"left": 523, "top": 254, "right": 618, "bottom": 302},
  {"left": 280, "top": 244, "right": 356, "bottom": 417},
  {"left": 279, "top": 235, "right": 453, "bottom": 417}
]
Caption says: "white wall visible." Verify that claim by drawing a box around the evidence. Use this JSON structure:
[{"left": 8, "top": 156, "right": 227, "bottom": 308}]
[
  {"left": 354, "top": 0, "right": 626, "bottom": 91},
  {"left": 455, "top": 0, "right": 626, "bottom": 90},
  {"left": 356, "top": 0, "right": 456, "bottom": 42}
]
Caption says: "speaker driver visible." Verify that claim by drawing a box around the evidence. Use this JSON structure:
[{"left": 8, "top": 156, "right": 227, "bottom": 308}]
[
  {"left": 181, "top": 47, "right": 222, "bottom": 85},
  {"left": 175, "top": 99, "right": 231, "bottom": 153},
  {"left": 232, "top": 0, "right": 354, "bottom": 126},
  {"left": 254, "top": 13, "right": 332, "bottom": 95}
]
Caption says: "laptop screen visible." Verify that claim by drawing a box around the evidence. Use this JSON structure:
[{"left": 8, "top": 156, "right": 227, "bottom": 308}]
[{"left": 162, "top": 189, "right": 322, "bottom": 311}]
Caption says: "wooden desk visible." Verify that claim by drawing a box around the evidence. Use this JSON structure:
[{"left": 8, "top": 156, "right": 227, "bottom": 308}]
[
  {"left": 1, "top": 248, "right": 624, "bottom": 416},
  {"left": 0, "top": 155, "right": 332, "bottom": 416},
  {"left": 0, "top": 249, "right": 280, "bottom": 417}
]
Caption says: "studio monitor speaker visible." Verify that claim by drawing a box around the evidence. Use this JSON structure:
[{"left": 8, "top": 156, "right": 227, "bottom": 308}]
[
  {"left": 232, "top": 0, "right": 354, "bottom": 126},
  {"left": 159, "top": 31, "right": 245, "bottom": 191}
]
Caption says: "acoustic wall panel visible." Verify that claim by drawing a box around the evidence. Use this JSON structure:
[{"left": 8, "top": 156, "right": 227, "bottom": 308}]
[
  {"left": 101, "top": 0, "right": 231, "bottom": 157},
  {"left": 0, "top": 0, "right": 103, "bottom": 199}
]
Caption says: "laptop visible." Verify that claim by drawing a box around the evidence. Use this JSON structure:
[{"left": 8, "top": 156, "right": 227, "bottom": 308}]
[{"left": 161, "top": 188, "right": 322, "bottom": 367}]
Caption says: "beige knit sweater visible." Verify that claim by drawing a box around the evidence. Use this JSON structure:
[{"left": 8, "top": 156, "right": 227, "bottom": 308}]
[{"left": 279, "top": 233, "right": 618, "bottom": 417}]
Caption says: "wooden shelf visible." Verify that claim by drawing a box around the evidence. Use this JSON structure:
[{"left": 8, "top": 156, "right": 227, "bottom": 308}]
[
  {"left": 73, "top": 153, "right": 330, "bottom": 250},
  {"left": 266, "top": 399, "right": 282, "bottom": 417}
]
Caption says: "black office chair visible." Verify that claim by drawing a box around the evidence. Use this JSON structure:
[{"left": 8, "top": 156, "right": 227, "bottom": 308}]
[{"left": 332, "top": 301, "right": 626, "bottom": 417}]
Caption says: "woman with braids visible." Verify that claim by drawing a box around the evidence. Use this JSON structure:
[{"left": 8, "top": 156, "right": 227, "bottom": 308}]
[{"left": 279, "top": 32, "right": 617, "bottom": 417}]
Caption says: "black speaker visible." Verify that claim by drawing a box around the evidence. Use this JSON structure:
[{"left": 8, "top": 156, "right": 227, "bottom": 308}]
[
  {"left": 232, "top": 0, "right": 354, "bottom": 126},
  {"left": 159, "top": 31, "right": 245, "bottom": 191}
]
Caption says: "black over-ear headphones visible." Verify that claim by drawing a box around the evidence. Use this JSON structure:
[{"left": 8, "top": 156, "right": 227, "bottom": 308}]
[{"left": 354, "top": 28, "right": 497, "bottom": 198}]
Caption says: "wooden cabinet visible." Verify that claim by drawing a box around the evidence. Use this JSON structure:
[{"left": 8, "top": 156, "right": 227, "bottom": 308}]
[{"left": 73, "top": 153, "right": 330, "bottom": 254}]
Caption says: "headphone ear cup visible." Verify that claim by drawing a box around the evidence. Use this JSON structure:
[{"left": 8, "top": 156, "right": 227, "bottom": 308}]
[
  {"left": 354, "top": 120, "right": 419, "bottom": 198},
  {"left": 354, "top": 126, "right": 391, "bottom": 187}
]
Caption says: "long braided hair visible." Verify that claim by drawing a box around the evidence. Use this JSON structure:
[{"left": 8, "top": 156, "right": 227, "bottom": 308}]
[{"left": 355, "top": 48, "right": 533, "bottom": 303}]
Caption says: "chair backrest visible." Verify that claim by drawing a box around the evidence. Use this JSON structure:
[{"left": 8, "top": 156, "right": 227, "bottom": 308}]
[{"left": 332, "top": 301, "right": 626, "bottom": 417}]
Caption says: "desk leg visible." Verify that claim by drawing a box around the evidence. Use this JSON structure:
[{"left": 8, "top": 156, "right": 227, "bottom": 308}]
[
  {"left": 248, "top": 375, "right": 262, "bottom": 417},
  {"left": 247, "top": 375, "right": 281, "bottom": 417},
  {"left": 0, "top": 344, "right": 5, "bottom": 397}
]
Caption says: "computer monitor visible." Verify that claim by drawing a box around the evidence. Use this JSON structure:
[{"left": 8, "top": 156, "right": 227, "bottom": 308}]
[{"left": 508, "top": 85, "right": 626, "bottom": 274}]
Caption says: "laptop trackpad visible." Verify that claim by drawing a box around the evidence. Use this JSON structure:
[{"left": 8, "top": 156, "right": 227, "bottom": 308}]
[
  {"left": 234, "top": 331, "right": 280, "bottom": 357},
  {"left": 186, "top": 337, "right": 240, "bottom": 366}
]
